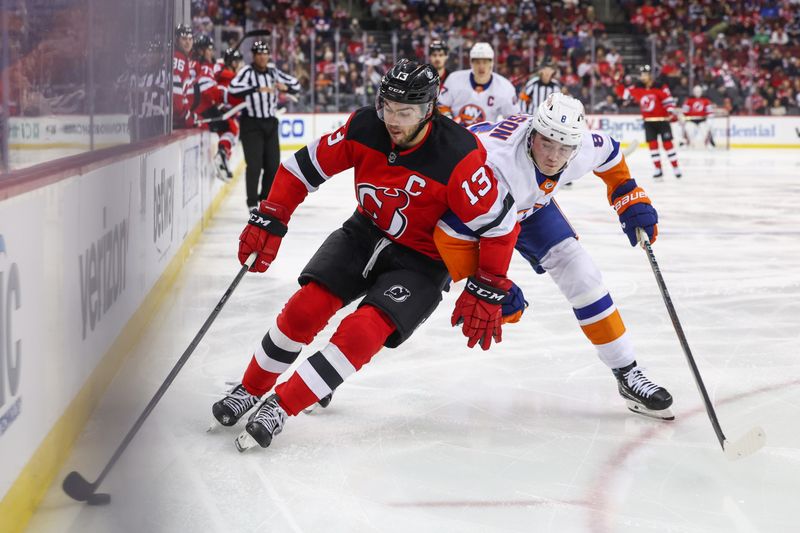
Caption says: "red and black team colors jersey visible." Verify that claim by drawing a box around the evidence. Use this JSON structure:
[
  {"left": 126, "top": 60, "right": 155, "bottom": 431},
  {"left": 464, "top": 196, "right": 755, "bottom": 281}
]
[{"left": 267, "top": 107, "right": 519, "bottom": 277}]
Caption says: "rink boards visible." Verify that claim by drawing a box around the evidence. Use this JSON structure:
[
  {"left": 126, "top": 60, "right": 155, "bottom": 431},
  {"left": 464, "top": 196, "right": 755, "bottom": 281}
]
[
  {"left": 0, "top": 131, "right": 240, "bottom": 532},
  {"left": 274, "top": 112, "right": 800, "bottom": 152}
]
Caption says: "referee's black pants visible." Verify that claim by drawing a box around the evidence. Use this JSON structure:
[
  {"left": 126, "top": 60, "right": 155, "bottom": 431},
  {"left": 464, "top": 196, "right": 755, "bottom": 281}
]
[{"left": 240, "top": 115, "right": 280, "bottom": 208}]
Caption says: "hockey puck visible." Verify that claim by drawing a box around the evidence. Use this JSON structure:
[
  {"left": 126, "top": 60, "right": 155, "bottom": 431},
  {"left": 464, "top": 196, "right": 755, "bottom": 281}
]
[{"left": 86, "top": 492, "right": 111, "bottom": 506}]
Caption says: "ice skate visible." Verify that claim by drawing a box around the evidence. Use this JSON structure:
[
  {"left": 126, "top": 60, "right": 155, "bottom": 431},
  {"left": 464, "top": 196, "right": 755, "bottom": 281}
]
[
  {"left": 208, "top": 383, "right": 260, "bottom": 431},
  {"left": 214, "top": 148, "right": 233, "bottom": 182},
  {"left": 303, "top": 392, "right": 333, "bottom": 414},
  {"left": 652, "top": 169, "right": 664, "bottom": 181},
  {"left": 612, "top": 361, "right": 674, "bottom": 420},
  {"left": 235, "top": 394, "right": 287, "bottom": 452},
  {"left": 674, "top": 168, "right": 682, "bottom": 179}
]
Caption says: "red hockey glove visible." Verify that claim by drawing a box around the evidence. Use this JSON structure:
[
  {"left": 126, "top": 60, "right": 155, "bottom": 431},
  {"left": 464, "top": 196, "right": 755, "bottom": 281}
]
[
  {"left": 451, "top": 269, "right": 513, "bottom": 351},
  {"left": 238, "top": 201, "right": 289, "bottom": 272}
]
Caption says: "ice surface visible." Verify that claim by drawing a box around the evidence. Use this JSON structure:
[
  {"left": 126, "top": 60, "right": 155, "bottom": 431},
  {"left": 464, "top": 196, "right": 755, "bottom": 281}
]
[{"left": 27, "top": 148, "right": 800, "bottom": 533}]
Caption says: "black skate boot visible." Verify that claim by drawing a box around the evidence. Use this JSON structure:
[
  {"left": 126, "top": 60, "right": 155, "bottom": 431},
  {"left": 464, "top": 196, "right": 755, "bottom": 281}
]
[
  {"left": 210, "top": 383, "right": 260, "bottom": 429},
  {"left": 612, "top": 361, "right": 674, "bottom": 420},
  {"left": 235, "top": 394, "right": 287, "bottom": 452},
  {"left": 303, "top": 392, "right": 333, "bottom": 414},
  {"left": 215, "top": 148, "right": 233, "bottom": 182}
]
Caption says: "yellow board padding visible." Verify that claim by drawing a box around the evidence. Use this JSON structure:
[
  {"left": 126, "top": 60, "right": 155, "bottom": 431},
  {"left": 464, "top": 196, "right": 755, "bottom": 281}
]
[{"left": 0, "top": 160, "right": 244, "bottom": 533}]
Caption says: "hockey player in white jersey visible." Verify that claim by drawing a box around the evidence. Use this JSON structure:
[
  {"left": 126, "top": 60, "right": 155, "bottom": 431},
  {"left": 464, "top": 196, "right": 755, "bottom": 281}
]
[
  {"left": 435, "top": 93, "right": 674, "bottom": 420},
  {"left": 437, "top": 42, "right": 518, "bottom": 127}
]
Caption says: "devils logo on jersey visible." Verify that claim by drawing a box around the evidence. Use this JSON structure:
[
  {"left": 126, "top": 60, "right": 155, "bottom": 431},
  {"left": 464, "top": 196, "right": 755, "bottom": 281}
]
[
  {"left": 457, "top": 104, "right": 486, "bottom": 126},
  {"left": 640, "top": 94, "right": 656, "bottom": 113},
  {"left": 357, "top": 184, "right": 411, "bottom": 237}
]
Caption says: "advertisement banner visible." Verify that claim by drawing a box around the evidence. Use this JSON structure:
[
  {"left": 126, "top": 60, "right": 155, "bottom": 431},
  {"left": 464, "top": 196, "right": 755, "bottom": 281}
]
[{"left": 0, "top": 131, "right": 218, "bottom": 503}]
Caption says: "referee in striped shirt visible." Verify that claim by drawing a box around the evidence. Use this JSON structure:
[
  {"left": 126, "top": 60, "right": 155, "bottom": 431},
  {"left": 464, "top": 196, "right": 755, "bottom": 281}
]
[
  {"left": 519, "top": 62, "right": 561, "bottom": 115},
  {"left": 229, "top": 40, "right": 301, "bottom": 210}
]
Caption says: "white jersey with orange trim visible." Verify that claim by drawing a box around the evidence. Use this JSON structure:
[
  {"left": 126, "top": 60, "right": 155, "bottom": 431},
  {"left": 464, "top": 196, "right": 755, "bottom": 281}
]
[
  {"left": 466, "top": 114, "right": 628, "bottom": 221},
  {"left": 434, "top": 113, "right": 645, "bottom": 376},
  {"left": 438, "top": 69, "right": 519, "bottom": 127}
]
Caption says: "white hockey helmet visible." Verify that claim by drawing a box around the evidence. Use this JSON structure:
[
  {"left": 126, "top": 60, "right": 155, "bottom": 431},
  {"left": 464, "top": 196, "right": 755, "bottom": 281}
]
[
  {"left": 532, "top": 92, "right": 586, "bottom": 147},
  {"left": 470, "top": 42, "right": 494, "bottom": 61},
  {"left": 692, "top": 85, "right": 703, "bottom": 98}
]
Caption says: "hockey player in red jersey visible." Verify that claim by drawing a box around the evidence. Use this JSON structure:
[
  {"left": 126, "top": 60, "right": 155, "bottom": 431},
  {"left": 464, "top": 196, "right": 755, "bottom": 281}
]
[
  {"left": 210, "top": 59, "right": 521, "bottom": 451},
  {"left": 428, "top": 39, "right": 449, "bottom": 87},
  {"left": 210, "top": 48, "right": 245, "bottom": 179},
  {"left": 616, "top": 65, "right": 682, "bottom": 180},
  {"left": 682, "top": 85, "right": 717, "bottom": 149},
  {"left": 172, "top": 24, "right": 194, "bottom": 128},
  {"left": 187, "top": 38, "right": 241, "bottom": 179}
]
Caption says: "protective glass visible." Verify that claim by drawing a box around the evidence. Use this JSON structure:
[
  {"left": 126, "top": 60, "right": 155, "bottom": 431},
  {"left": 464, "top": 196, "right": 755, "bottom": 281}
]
[{"left": 376, "top": 96, "right": 433, "bottom": 126}]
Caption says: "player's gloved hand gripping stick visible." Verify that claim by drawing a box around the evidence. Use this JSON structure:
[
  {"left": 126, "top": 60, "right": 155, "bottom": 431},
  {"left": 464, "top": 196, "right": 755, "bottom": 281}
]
[
  {"left": 239, "top": 201, "right": 290, "bottom": 272},
  {"left": 636, "top": 228, "right": 766, "bottom": 460},
  {"left": 62, "top": 252, "right": 259, "bottom": 504},
  {"left": 452, "top": 269, "right": 512, "bottom": 351}
]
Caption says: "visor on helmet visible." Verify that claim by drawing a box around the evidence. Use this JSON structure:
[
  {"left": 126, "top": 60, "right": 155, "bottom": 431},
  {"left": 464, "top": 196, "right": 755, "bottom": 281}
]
[{"left": 376, "top": 95, "right": 433, "bottom": 126}]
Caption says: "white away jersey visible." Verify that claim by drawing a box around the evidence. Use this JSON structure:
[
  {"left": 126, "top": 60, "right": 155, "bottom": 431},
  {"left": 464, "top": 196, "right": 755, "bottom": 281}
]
[
  {"left": 469, "top": 114, "right": 624, "bottom": 221},
  {"left": 438, "top": 70, "right": 518, "bottom": 127}
]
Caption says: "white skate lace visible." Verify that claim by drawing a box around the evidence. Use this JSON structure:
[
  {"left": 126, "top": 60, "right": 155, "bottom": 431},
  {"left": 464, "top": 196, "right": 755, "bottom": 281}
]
[
  {"left": 624, "top": 367, "right": 661, "bottom": 398},
  {"left": 252, "top": 397, "right": 287, "bottom": 436},
  {"left": 221, "top": 385, "right": 259, "bottom": 416}
]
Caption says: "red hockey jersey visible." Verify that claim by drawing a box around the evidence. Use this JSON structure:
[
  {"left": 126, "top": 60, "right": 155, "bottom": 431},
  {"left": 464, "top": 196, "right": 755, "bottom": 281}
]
[
  {"left": 616, "top": 84, "right": 676, "bottom": 121},
  {"left": 267, "top": 107, "right": 519, "bottom": 277},
  {"left": 172, "top": 50, "right": 192, "bottom": 122},
  {"left": 682, "top": 97, "right": 714, "bottom": 120}
]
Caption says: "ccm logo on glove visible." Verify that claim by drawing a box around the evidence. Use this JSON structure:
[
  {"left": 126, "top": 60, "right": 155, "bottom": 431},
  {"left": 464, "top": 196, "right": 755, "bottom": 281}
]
[{"left": 465, "top": 278, "right": 507, "bottom": 302}]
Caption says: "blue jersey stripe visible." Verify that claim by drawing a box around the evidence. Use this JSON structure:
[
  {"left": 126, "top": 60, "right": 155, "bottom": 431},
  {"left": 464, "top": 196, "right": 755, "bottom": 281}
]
[{"left": 599, "top": 138, "right": 621, "bottom": 168}]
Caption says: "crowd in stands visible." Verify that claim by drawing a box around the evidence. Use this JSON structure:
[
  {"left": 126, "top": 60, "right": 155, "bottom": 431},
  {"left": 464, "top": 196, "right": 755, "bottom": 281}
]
[{"left": 194, "top": 0, "right": 798, "bottom": 115}]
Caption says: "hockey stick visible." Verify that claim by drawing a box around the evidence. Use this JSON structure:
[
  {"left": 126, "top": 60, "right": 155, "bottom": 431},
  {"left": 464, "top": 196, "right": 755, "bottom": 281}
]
[
  {"left": 231, "top": 29, "right": 270, "bottom": 52},
  {"left": 63, "top": 252, "right": 258, "bottom": 504},
  {"left": 196, "top": 101, "right": 248, "bottom": 124},
  {"left": 636, "top": 229, "right": 766, "bottom": 460}
]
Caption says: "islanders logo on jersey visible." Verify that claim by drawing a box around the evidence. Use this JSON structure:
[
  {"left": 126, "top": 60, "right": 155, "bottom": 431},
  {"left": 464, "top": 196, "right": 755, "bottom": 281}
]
[
  {"left": 357, "top": 184, "right": 410, "bottom": 237},
  {"left": 457, "top": 104, "right": 486, "bottom": 126}
]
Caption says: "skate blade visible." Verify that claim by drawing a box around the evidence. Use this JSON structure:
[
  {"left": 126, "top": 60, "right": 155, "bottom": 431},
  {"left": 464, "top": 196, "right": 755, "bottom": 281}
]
[
  {"left": 723, "top": 426, "right": 766, "bottom": 461},
  {"left": 234, "top": 430, "right": 259, "bottom": 452},
  {"left": 625, "top": 400, "right": 675, "bottom": 421},
  {"left": 302, "top": 404, "right": 319, "bottom": 415}
]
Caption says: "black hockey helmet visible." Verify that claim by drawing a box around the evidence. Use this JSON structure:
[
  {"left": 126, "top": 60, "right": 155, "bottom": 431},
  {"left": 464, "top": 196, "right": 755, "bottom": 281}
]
[
  {"left": 377, "top": 59, "right": 439, "bottom": 130},
  {"left": 639, "top": 64, "right": 652, "bottom": 74},
  {"left": 379, "top": 59, "right": 439, "bottom": 105},
  {"left": 223, "top": 48, "right": 243, "bottom": 66},
  {"left": 175, "top": 23, "right": 193, "bottom": 39},
  {"left": 194, "top": 35, "right": 214, "bottom": 52},
  {"left": 251, "top": 40, "right": 270, "bottom": 54},
  {"left": 428, "top": 39, "right": 449, "bottom": 55}
]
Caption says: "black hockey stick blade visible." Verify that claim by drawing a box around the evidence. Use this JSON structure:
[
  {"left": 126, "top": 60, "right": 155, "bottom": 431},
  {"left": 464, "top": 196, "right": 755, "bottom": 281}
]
[{"left": 63, "top": 471, "right": 96, "bottom": 502}]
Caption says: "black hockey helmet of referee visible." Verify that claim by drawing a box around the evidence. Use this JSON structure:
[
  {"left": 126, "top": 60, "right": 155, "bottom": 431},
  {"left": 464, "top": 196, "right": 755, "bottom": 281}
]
[
  {"left": 251, "top": 40, "right": 270, "bottom": 54},
  {"left": 376, "top": 59, "right": 440, "bottom": 147}
]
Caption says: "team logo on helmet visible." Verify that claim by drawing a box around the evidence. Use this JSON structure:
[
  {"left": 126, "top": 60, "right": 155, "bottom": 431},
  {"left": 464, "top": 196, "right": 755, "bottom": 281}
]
[
  {"left": 357, "top": 184, "right": 411, "bottom": 237},
  {"left": 384, "top": 285, "right": 411, "bottom": 303},
  {"left": 457, "top": 104, "right": 486, "bottom": 126}
]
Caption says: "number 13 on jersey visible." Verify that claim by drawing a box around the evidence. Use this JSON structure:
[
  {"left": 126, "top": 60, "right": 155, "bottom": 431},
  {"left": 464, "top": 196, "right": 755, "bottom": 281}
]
[{"left": 461, "top": 167, "right": 492, "bottom": 205}]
